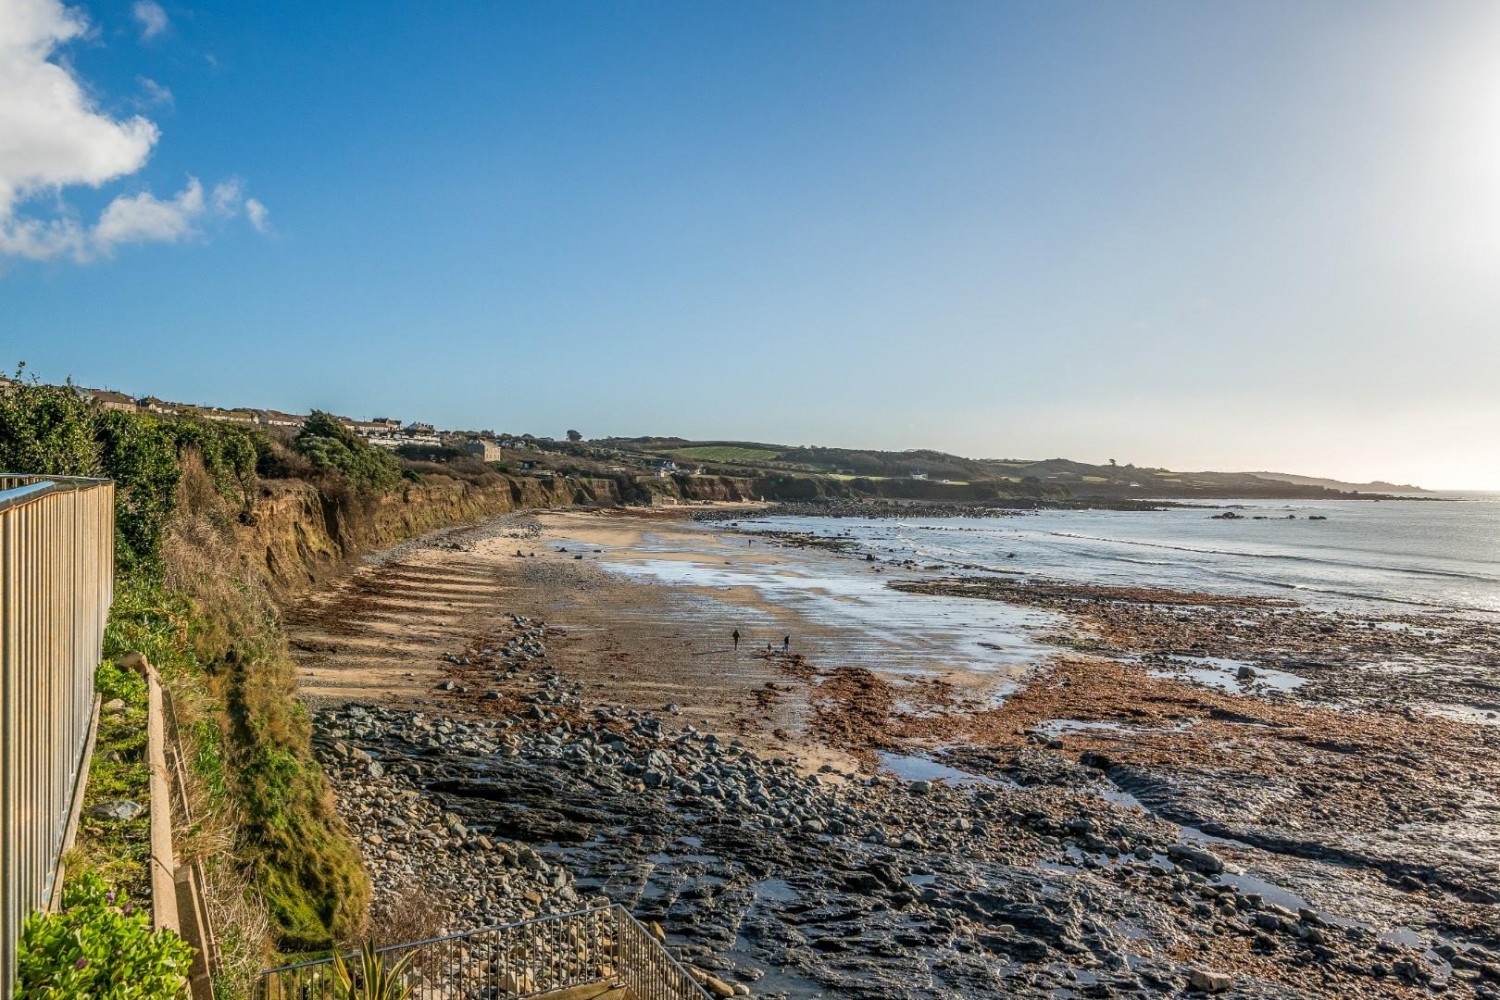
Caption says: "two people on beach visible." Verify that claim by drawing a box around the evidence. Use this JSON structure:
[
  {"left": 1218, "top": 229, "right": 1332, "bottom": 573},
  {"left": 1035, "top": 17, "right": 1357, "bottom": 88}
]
[{"left": 731, "top": 630, "right": 789, "bottom": 654}]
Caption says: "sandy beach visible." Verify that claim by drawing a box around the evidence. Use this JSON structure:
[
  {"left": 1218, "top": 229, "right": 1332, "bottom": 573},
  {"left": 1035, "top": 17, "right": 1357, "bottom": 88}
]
[
  {"left": 291, "top": 506, "right": 1034, "bottom": 771},
  {"left": 289, "top": 505, "right": 1500, "bottom": 999}
]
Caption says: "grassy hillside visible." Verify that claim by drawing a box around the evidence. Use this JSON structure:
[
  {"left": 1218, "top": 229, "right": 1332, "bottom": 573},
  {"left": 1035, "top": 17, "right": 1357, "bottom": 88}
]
[
  {"left": 593, "top": 437, "right": 1410, "bottom": 500},
  {"left": 667, "top": 444, "right": 782, "bottom": 463}
]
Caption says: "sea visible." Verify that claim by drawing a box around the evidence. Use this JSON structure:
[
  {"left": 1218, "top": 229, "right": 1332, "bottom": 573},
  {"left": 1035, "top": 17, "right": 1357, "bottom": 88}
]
[{"left": 744, "top": 494, "right": 1500, "bottom": 617}]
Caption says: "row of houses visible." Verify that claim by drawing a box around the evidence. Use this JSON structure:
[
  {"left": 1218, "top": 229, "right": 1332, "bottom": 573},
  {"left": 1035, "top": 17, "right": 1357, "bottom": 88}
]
[
  {"left": 25, "top": 383, "right": 511, "bottom": 464},
  {"left": 78, "top": 389, "right": 448, "bottom": 444},
  {"left": 89, "top": 390, "right": 310, "bottom": 429}
]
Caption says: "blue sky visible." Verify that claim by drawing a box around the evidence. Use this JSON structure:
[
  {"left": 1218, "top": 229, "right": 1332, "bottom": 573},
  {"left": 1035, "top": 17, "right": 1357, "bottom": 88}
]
[{"left": 4, "top": 0, "right": 1499, "bottom": 487}]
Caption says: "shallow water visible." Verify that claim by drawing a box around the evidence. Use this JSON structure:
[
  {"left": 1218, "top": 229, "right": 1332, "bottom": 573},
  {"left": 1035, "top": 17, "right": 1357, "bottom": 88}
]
[
  {"left": 878, "top": 751, "right": 998, "bottom": 786},
  {"left": 743, "top": 494, "right": 1500, "bottom": 615},
  {"left": 1144, "top": 655, "right": 1307, "bottom": 694},
  {"left": 559, "top": 525, "right": 1061, "bottom": 680}
]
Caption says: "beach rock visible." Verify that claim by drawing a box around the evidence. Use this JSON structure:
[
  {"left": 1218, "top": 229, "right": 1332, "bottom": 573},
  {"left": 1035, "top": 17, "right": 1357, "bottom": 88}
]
[
  {"left": 87, "top": 800, "right": 144, "bottom": 821},
  {"left": 1167, "top": 844, "right": 1224, "bottom": 874},
  {"left": 1187, "top": 967, "right": 1233, "bottom": 992},
  {"left": 700, "top": 973, "right": 736, "bottom": 998}
]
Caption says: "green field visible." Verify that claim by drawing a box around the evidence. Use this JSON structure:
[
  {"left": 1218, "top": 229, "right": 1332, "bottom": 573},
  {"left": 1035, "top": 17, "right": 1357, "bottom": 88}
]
[{"left": 668, "top": 445, "right": 782, "bottom": 463}]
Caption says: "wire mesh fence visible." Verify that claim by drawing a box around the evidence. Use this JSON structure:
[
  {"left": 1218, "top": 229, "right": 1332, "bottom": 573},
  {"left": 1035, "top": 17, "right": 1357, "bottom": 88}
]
[
  {"left": 257, "top": 905, "right": 711, "bottom": 1000},
  {"left": 0, "top": 475, "right": 115, "bottom": 1000}
]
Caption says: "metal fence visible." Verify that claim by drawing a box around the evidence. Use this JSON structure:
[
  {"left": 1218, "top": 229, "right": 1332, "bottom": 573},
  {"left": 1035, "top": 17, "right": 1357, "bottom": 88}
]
[
  {"left": 258, "top": 905, "right": 712, "bottom": 1000},
  {"left": 612, "top": 907, "right": 714, "bottom": 1000},
  {"left": 0, "top": 474, "right": 115, "bottom": 1000}
]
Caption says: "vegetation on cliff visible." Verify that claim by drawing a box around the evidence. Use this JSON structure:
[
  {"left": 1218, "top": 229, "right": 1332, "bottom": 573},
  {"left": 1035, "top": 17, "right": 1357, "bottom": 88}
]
[
  {"left": 293, "top": 411, "right": 404, "bottom": 492},
  {"left": 1, "top": 373, "right": 373, "bottom": 979}
]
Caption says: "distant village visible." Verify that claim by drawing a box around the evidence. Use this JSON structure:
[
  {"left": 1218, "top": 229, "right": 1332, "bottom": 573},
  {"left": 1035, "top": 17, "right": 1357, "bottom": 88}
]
[
  {"left": 58, "top": 384, "right": 514, "bottom": 462},
  {"left": 21, "top": 382, "right": 713, "bottom": 479}
]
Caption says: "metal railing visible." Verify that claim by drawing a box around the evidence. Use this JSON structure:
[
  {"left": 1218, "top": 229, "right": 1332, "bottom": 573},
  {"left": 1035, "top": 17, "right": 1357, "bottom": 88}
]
[
  {"left": 257, "top": 905, "right": 712, "bottom": 999},
  {"left": 612, "top": 907, "right": 714, "bottom": 1000},
  {"left": 0, "top": 474, "right": 115, "bottom": 1000}
]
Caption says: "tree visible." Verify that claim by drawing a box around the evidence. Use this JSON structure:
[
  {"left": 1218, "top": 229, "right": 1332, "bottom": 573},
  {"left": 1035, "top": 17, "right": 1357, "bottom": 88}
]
[
  {"left": 293, "top": 411, "right": 402, "bottom": 492},
  {"left": 566, "top": 429, "right": 582, "bottom": 442},
  {"left": 0, "top": 365, "right": 100, "bottom": 477}
]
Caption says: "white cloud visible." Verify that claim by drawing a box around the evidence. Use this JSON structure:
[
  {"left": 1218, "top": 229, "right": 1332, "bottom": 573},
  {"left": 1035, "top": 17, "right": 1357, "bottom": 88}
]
[
  {"left": 93, "top": 176, "right": 202, "bottom": 250},
  {"left": 136, "top": 76, "right": 174, "bottom": 108},
  {"left": 0, "top": 0, "right": 158, "bottom": 218},
  {"left": 131, "top": 0, "right": 167, "bottom": 41},
  {"left": 91, "top": 177, "right": 264, "bottom": 254},
  {"left": 244, "top": 197, "right": 269, "bottom": 233},
  {"left": 0, "top": 0, "right": 266, "bottom": 264},
  {"left": 210, "top": 178, "right": 241, "bottom": 214},
  {"left": 0, "top": 216, "right": 87, "bottom": 262}
]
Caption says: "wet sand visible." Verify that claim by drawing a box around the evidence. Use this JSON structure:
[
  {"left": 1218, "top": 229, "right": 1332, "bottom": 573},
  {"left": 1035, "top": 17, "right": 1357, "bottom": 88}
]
[{"left": 291, "top": 507, "right": 1031, "bottom": 772}]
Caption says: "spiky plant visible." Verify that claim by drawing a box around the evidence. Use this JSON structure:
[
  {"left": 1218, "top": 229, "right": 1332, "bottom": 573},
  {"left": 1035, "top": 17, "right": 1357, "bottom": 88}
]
[{"left": 330, "top": 941, "right": 414, "bottom": 1000}]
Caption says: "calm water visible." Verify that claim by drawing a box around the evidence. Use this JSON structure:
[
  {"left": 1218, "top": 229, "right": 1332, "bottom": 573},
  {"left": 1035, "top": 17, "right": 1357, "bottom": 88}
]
[{"left": 750, "top": 494, "right": 1500, "bottom": 616}]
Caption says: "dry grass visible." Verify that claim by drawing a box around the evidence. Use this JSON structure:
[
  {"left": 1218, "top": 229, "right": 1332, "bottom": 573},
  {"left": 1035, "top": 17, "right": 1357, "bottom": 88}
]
[
  {"left": 157, "top": 456, "right": 372, "bottom": 953},
  {"left": 367, "top": 886, "right": 452, "bottom": 948},
  {"left": 202, "top": 864, "right": 272, "bottom": 998}
]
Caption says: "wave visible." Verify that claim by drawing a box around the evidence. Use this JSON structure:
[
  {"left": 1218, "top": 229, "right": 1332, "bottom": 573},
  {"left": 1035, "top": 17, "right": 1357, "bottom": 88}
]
[
  {"left": 796, "top": 517, "right": 1500, "bottom": 615},
  {"left": 1046, "top": 531, "right": 1500, "bottom": 586},
  {"left": 1205, "top": 570, "right": 1500, "bottom": 615},
  {"left": 904, "top": 535, "right": 1500, "bottom": 615}
]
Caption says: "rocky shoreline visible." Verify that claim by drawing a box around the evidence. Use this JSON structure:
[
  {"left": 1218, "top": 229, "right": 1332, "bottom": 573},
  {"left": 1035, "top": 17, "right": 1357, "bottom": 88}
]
[
  {"left": 692, "top": 498, "right": 1191, "bottom": 522},
  {"left": 312, "top": 606, "right": 1500, "bottom": 998}
]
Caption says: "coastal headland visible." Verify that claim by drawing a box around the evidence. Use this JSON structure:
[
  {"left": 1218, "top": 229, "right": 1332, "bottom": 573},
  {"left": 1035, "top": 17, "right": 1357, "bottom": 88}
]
[{"left": 288, "top": 504, "right": 1500, "bottom": 999}]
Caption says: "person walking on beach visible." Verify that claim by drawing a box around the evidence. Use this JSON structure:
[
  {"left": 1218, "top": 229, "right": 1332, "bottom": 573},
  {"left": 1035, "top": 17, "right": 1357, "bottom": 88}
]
[
  {"left": 732, "top": 629, "right": 740, "bottom": 651},
  {"left": 782, "top": 635, "right": 790, "bottom": 654}
]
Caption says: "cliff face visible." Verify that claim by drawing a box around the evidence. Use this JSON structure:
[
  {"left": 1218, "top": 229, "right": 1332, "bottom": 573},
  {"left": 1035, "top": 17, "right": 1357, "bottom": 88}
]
[
  {"left": 232, "top": 468, "right": 1034, "bottom": 606},
  {"left": 238, "top": 474, "right": 623, "bottom": 602}
]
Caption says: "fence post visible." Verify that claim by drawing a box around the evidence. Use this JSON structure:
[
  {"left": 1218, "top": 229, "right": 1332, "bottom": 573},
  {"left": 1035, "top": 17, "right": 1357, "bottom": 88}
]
[{"left": 137, "top": 656, "right": 181, "bottom": 934}]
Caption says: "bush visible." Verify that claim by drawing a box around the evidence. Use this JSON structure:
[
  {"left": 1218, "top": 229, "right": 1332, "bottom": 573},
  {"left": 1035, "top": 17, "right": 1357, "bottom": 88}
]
[
  {"left": 0, "top": 373, "right": 264, "bottom": 574},
  {"left": 396, "top": 456, "right": 502, "bottom": 487},
  {"left": 0, "top": 366, "right": 100, "bottom": 476},
  {"left": 167, "top": 419, "right": 258, "bottom": 503},
  {"left": 294, "top": 412, "right": 401, "bottom": 493},
  {"left": 95, "top": 412, "right": 182, "bottom": 575},
  {"left": 95, "top": 658, "right": 148, "bottom": 706},
  {"left": 16, "top": 873, "right": 193, "bottom": 999},
  {"left": 254, "top": 432, "right": 315, "bottom": 480}
]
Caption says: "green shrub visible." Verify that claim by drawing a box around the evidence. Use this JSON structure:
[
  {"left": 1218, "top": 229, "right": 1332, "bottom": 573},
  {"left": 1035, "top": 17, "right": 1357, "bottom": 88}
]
[
  {"left": 95, "top": 412, "right": 183, "bottom": 575},
  {"left": 294, "top": 412, "right": 401, "bottom": 493},
  {"left": 16, "top": 873, "right": 193, "bottom": 999},
  {"left": 103, "top": 577, "right": 197, "bottom": 670},
  {"left": 95, "top": 658, "right": 148, "bottom": 705},
  {"left": 0, "top": 365, "right": 100, "bottom": 476},
  {"left": 331, "top": 941, "right": 413, "bottom": 1000},
  {"left": 0, "top": 373, "right": 263, "bottom": 574},
  {"left": 167, "top": 418, "right": 258, "bottom": 502}
]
